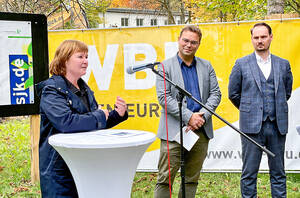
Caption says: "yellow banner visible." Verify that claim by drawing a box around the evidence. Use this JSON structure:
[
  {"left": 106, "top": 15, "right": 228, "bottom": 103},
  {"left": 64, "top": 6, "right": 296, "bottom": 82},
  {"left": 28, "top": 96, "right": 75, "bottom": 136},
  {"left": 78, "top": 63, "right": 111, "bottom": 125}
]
[{"left": 48, "top": 19, "right": 300, "bottom": 153}]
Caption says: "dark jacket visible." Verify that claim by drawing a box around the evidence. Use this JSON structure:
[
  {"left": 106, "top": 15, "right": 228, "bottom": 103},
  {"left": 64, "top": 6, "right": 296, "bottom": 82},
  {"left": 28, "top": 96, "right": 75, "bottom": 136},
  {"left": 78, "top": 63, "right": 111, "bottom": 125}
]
[{"left": 36, "top": 75, "right": 128, "bottom": 198}]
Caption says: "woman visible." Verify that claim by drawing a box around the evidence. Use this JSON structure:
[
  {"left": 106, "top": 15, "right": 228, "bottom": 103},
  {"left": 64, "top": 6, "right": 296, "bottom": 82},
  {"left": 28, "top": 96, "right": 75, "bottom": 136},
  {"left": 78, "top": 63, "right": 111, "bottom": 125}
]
[{"left": 36, "top": 40, "right": 128, "bottom": 197}]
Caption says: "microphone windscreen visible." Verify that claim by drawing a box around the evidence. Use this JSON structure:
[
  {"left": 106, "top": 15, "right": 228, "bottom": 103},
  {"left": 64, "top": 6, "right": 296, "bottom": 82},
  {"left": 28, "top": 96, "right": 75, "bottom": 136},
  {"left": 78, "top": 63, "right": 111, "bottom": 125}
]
[{"left": 126, "top": 66, "right": 134, "bottom": 74}]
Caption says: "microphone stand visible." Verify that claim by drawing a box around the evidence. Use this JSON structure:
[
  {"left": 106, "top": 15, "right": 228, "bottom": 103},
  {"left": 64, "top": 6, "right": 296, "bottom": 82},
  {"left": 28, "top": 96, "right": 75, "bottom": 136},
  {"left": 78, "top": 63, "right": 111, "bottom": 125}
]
[
  {"left": 150, "top": 65, "right": 275, "bottom": 198},
  {"left": 176, "top": 92, "right": 185, "bottom": 198}
]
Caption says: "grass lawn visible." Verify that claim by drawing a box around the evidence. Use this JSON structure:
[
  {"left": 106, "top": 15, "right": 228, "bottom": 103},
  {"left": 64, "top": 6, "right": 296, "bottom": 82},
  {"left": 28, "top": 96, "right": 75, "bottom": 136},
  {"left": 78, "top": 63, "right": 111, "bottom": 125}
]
[{"left": 0, "top": 117, "right": 299, "bottom": 197}]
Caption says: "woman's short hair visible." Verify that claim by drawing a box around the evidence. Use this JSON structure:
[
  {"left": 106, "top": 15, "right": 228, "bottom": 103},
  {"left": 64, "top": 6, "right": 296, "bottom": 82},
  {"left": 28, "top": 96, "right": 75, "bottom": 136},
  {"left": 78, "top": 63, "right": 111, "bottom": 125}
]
[{"left": 50, "top": 40, "right": 88, "bottom": 76}]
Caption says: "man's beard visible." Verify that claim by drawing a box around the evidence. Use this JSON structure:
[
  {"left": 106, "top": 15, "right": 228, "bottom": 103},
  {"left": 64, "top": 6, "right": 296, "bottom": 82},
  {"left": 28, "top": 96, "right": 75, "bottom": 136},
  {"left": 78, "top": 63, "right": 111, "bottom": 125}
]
[{"left": 256, "top": 45, "right": 270, "bottom": 52}]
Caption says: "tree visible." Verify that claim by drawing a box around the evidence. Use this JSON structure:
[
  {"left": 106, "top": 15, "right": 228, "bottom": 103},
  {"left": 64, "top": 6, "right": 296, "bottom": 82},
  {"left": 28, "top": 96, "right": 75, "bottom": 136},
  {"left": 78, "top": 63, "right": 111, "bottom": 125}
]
[
  {"left": 111, "top": 0, "right": 132, "bottom": 7},
  {"left": 127, "top": 0, "right": 190, "bottom": 24},
  {"left": 0, "top": 0, "right": 56, "bottom": 13},
  {"left": 0, "top": 0, "right": 114, "bottom": 29},
  {"left": 268, "top": 0, "right": 284, "bottom": 14},
  {"left": 154, "top": 0, "right": 191, "bottom": 24},
  {"left": 81, "top": 0, "right": 112, "bottom": 28},
  {"left": 186, "top": 0, "right": 267, "bottom": 23},
  {"left": 46, "top": 0, "right": 89, "bottom": 29},
  {"left": 186, "top": 0, "right": 300, "bottom": 23},
  {"left": 0, "top": 0, "right": 86, "bottom": 29},
  {"left": 285, "top": 0, "right": 300, "bottom": 15}
]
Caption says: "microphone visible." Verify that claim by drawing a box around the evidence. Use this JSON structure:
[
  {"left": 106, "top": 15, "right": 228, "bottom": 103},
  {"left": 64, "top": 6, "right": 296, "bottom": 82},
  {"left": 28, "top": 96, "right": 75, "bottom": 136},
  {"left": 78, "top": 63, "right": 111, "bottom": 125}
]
[
  {"left": 297, "top": 125, "right": 300, "bottom": 135},
  {"left": 126, "top": 62, "right": 160, "bottom": 74}
]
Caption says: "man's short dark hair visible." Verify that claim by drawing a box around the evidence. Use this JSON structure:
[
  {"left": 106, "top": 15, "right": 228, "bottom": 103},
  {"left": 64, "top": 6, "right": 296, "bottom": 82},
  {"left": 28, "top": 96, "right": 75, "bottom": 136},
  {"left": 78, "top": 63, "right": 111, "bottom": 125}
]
[
  {"left": 179, "top": 25, "right": 202, "bottom": 42},
  {"left": 251, "top": 22, "right": 272, "bottom": 35}
]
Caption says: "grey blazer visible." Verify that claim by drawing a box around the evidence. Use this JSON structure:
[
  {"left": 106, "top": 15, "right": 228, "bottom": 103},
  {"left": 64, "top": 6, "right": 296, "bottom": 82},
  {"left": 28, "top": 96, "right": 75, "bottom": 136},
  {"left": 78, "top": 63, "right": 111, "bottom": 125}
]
[
  {"left": 228, "top": 53, "right": 293, "bottom": 135},
  {"left": 156, "top": 55, "right": 221, "bottom": 141}
]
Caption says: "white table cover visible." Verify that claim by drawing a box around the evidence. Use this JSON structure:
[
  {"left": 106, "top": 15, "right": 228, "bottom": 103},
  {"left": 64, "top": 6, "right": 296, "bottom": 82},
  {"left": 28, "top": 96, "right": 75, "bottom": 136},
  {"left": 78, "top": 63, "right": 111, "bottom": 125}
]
[{"left": 48, "top": 129, "right": 156, "bottom": 198}]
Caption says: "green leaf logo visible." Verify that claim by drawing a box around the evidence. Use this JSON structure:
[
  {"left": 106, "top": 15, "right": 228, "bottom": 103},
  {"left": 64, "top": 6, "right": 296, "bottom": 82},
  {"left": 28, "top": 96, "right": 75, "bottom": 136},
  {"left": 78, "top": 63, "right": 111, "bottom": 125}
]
[
  {"left": 27, "top": 42, "right": 32, "bottom": 57},
  {"left": 24, "top": 76, "right": 33, "bottom": 89},
  {"left": 11, "top": 59, "right": 32, "bottom": 70}
]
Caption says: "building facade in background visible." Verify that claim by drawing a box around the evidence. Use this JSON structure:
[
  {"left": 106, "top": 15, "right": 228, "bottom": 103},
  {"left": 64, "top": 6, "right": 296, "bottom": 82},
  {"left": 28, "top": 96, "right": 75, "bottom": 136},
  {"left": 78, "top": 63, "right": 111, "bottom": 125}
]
[{"left": 99, "top": 8, "right": 188, "bottom": 28}]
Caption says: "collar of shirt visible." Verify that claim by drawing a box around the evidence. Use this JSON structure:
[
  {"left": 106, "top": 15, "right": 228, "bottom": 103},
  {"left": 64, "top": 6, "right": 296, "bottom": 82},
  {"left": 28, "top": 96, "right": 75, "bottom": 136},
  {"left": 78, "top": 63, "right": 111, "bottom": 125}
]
[
  {"left": 63, "top": 77, "right": 91, "bottom": 111},
  {"left": 176, "top": 53, "right": 202, "bottom": 112},
  {"left": 177, "top": 53, "right": 196, "bottom": 68},
  {"left": 63, "top": 77, "right": 86, "bottom": 96},
  {"left": 255, "top": 51, "right": 271, "bottom": 64},
  {"left": 255, "top": 51, "right": 272, "bottom": 79}
]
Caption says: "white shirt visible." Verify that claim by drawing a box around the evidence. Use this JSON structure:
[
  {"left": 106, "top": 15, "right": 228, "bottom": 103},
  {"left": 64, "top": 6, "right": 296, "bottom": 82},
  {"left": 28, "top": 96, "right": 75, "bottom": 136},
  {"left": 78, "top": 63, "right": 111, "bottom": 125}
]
[{"left": 255, "top": 52, "right": 271, "bottom": 79}]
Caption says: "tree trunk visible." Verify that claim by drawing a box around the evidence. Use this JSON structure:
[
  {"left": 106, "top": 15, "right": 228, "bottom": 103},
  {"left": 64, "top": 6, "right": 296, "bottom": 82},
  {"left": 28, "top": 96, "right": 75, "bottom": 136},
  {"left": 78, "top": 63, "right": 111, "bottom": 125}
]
[
  {"left": 180, "top": 0, "right": 185, "bottom": 24},
  {"left": 164, "top": 0, "right": 175, "bottom": 24}
]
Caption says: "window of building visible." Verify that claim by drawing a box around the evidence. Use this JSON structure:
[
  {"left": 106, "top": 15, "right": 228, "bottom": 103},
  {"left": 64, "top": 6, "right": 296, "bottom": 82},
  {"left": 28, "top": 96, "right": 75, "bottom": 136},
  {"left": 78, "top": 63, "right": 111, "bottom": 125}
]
[
  {"left": 121, "top": 18, "right": 129, "bottom": 26},
  {"left": 164, "top": 20, "right": 168, "bottom": 25},
  {"left": 136, "top": 18, "right": 144, "bottom": 26},
  {"left": 151, "top": 19, "right": 157, "bottom": 26}
]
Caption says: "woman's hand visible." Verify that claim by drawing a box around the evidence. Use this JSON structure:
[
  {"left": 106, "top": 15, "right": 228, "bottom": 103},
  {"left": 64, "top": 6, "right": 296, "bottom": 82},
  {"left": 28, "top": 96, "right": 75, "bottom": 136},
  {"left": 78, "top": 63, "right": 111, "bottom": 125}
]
[{"left": 115, "top": 96, "right": 127, "bottom": 117}]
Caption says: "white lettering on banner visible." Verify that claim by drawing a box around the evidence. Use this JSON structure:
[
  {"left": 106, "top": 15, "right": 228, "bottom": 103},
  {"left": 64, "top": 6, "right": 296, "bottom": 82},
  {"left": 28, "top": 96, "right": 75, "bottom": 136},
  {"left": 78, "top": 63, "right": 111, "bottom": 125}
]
[
  {"left": 164, "top": 42, "right": 178, "bottom": 60},
  {"left": 82, "top": 43, "right": 179, "bottom": 91},
  {"left": 124, "top": 43, "right": 157, "bottom": 90},
  {"left": 82, "top": 45, "right": 119, "bottom": 90}
]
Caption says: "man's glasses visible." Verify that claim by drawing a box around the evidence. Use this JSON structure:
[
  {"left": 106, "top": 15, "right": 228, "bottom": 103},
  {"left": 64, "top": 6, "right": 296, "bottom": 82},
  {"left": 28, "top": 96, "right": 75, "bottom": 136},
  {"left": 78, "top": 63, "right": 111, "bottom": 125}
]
[{"left": 181, "top": 38, "right": 199, "bottom": 46}]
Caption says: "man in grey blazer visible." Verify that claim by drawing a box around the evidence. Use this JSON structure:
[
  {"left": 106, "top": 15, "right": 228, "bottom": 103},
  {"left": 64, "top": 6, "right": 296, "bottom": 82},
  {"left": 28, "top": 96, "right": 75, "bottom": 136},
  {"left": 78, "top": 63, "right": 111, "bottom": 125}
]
[
  {"left": 228, "top": 22, "right": 293, "bottom": 198},
  {"left": 154, "top": 25, "right": 221, "bottom": 198}
]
